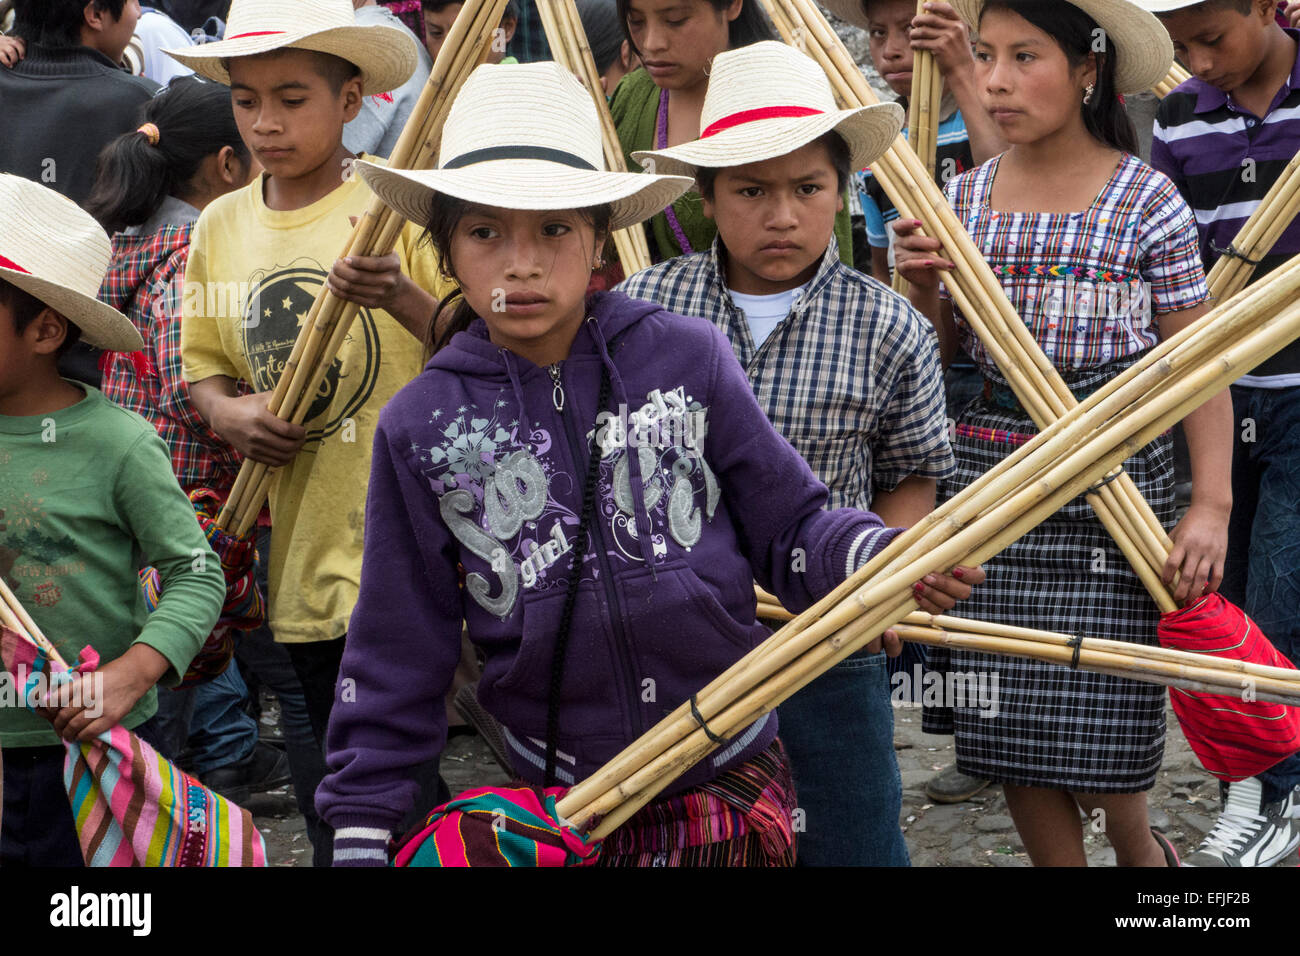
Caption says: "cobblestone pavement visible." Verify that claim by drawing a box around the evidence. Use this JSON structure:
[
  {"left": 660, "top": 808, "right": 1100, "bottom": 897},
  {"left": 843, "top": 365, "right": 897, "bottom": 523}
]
[{"left": 251, "top": 700, "right": 1299, "bottom": 867}]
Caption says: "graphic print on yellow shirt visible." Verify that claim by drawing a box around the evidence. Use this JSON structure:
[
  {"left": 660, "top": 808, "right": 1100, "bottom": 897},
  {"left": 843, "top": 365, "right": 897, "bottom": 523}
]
[{"left": 239, "top": 260, "right": 383, "bottom": 443}]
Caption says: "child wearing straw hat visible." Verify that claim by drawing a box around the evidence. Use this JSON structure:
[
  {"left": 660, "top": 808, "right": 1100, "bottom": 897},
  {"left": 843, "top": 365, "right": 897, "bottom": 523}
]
[
  {"left": 823, "top": 0, "right": 1006, "bottom": 287},
  {"left": 1144, "top": 0, "right": 1300, "bottom": 868},
  {"left": 314, "top": 60, "right": 982, "bottom": 866},
  {"left": 619, "top": 40, "right": 954, "bottom": 866},
  {"left": 161, "top": 0, "right": 454, "bottom": 864},
  {"left": 608, "top": 0, "right": 855, "bottom": 265},
  {"left": 0, "top": 173, "right": 225, "bottom": 865},
  {"left": 893, "top": 0, "right": 1233, "bottom": 867}
]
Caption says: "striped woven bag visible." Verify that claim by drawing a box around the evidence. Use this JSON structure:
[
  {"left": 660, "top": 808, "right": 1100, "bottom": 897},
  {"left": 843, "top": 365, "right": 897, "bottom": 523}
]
[{"left": 0, "top": 626, "right": 268, "bottom": 866}]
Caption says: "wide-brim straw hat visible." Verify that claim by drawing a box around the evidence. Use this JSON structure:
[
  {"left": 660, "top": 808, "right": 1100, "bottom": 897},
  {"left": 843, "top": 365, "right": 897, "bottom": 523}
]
[
  {"left": 163, "top": 0, "right": 418, "bottom": 96},
  {"left": 820, "top": 0, "right": 873, "bottom": 31},
  {"left": 1130, "top": 0, "right": 1203, "bottom": 11},
  {"left": 0, "top": 174, "right": 142, "bottom": 353},
  {"left": 949, "top": 0, "right": 1173, "bottom": 95},
  {"left": 354, "top": 62, "right": 694, "bottom": 233},
  {"left": 632, "top": 41, "right": 903, "bottom": 183}
]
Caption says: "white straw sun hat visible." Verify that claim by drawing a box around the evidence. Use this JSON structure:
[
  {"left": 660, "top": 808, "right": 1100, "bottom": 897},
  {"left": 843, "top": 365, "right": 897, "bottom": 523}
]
[
  {"left": 0, "top": 174, "right": 142, "bottom": 353},
  {"left": 820, "top": 0, "right": 874, "bottom": 31},
  {"left": 948, "top": 0, "right": 1174, "bottom": 95},
  {"left": 1130, "top": 0, "right": 1204, "bottom": 12},
  {"left": 354, "top": 62, "right": 695, "bottom": 232},
  {"left": 163, "top": 0, "right": 418, "bottom": 96},
  {"left": 632, "top": 41, "right": 904, "bottom": 182}
]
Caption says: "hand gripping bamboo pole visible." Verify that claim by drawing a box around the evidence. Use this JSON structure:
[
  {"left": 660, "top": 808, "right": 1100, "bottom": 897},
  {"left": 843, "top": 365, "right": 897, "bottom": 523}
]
[
  {"left": 568, "top": 291, "right": 1300, "bottom": 836},
  {"left": 907, "top": 0, "right": 943, "bottom": 182},
  {"left": 759, "top": 0, "right": 1180, "bottom": 610},
  {"left": 556, "top": 255, "right": 1300, "bottom": 833},
  {"left": 537, "top": 0, "right": 653, "bottom": 277},
  {"left": 217, "top": 0, "right": 510, "bottom": 534}
]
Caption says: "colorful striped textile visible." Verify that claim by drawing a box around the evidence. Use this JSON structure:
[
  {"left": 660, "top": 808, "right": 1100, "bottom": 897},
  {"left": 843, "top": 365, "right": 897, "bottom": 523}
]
[
  {"left": 0, "top": 626, "right": 268, "bottom": 866},
  {"left": 1160, "top": 594, "right": 1300, "bottom": 781},
  {"left": 595, "top": 739, "right": 797, "bottom": 867},
  {"left": 393, "top": 784, "right": 600, "bottom": 867},
  {"left": 139, "top": 487, "right": 262, "bottom": 687}
]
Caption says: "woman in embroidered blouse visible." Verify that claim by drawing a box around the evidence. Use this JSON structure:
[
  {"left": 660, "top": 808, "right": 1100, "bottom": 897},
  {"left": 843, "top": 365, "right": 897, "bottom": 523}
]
[
  {"left": 609, "top": 0, "right": 856, "bottom": 264},
  {"left": 894, "top": 0, "right": 1232, "bottom": 867}
]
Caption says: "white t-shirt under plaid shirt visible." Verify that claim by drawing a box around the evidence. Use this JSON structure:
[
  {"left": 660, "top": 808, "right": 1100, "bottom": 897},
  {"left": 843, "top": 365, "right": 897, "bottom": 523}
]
[{"left": 617, "top": 238, "right": 954, "bottom": 510}]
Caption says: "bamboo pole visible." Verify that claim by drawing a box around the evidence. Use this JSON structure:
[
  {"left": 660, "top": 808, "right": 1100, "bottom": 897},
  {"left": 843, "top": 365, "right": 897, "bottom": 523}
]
[
  {"left": 556, "top": 256, "right": 1300, "bottom": 833},
  {"left": 218, "top": 0, "right": 509, "bottom": 533},
  {"left": 0, "top": 577, "right": 64, "bottom": 666},
  {"left": 758, "top": 583, "right": 1300, "bottom": 683},
  {"left": 758, "top": 0, "right": 1180, "bottom": 610},
  {"left": 890, "top": 624, "right": 1300, "bottom": 704},
  {"left": 537, "top": 0, "right": 653, "bottom": 277},
  {"left": 907, "top": 0, "right": 943, "bottom": 182},
  {"left": 1152, "top": 62, "right": 1191, "bottom": 98},
  {"left": 1206, "top": 149, "right": 1300, "bottom": 302}
]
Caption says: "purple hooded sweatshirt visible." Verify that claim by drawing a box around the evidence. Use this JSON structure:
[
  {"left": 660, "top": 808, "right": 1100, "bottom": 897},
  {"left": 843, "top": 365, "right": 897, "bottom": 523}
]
[{"left": 317, "top": 290, "right": 901, "bottom": 854}]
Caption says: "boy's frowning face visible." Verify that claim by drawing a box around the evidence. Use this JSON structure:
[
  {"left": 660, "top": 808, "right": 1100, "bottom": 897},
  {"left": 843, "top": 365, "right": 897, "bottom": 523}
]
[
  {"left": 227, "top": 50, "right": 363, "bottom": 183},
  {"left": 1159, "top": 1, "right": 1276, "bottom": 93},
  {"left": 702, "top": 139, "right": 844, "bottom": 296},
  {"left": 866, "top": 0, "right": 919, "bottom": 98}
]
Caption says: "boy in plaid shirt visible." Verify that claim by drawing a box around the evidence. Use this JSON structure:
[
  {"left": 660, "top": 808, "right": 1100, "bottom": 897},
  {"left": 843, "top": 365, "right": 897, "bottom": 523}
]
[{"left": 621, "top": 42, "right": 953, "bottom": 865}]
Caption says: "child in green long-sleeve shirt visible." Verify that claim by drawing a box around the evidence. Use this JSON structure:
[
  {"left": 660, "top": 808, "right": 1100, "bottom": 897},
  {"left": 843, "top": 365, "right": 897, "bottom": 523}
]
[{"left": 0, "top": 173, "right": 225, "bottom": 866}]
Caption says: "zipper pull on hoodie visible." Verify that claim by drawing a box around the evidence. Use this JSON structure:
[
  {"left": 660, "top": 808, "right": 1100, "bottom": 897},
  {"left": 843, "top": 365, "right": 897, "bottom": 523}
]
[{"left": 547, "top": 363, "right": 565, "bottom": 412}]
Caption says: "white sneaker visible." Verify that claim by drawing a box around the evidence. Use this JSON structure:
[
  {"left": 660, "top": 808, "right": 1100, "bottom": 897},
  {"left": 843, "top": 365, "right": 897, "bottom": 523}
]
[{"left": 1183, "top": 777, "right": 1300, "bottom": 867}]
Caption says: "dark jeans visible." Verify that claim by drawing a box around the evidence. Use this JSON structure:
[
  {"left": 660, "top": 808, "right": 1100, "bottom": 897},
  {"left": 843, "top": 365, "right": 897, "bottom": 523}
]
[
  {"left": 148, "top": 664, "right": 258, "bottom": 773},
  {"left": 0, "top": 745, "right": 84, "bottom": 866},
  {"left": 1221, "top": 385, "right": 1300, "bottom": 805},
  {"left": 776, "top": 647, "right": 910, "bottom": 866},
  {"left": 237, "top": 628, "right": 327, "bottom": 849}
]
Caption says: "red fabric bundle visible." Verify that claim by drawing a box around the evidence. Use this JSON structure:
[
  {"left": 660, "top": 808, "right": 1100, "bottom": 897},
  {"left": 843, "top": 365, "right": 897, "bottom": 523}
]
[{"left": 1159, "top": 593, "right": 1300, "bottom": 781}]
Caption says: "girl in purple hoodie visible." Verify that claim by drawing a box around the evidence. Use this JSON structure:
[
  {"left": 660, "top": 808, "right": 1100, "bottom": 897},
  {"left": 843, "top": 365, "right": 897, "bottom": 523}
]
[{"left": 317, "top": 61, "right": 983, "bottom": 867}]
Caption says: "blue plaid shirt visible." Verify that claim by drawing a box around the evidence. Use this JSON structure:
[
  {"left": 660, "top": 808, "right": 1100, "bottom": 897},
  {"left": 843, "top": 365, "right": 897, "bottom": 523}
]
[{"left": 617, "top": 238, "right": 955, "bottom": 511}]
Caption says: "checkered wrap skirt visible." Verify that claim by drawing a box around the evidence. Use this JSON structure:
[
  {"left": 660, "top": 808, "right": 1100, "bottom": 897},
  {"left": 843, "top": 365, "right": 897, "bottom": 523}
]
[{"left": 922, "top": 361, "right": 1174, "bottom": 792}]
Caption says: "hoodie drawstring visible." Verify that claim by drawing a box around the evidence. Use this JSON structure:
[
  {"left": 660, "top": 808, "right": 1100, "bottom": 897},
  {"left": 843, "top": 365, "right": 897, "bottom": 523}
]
[
  {"left": 501, "top": 349, "right": 530, "bottom": 435},
  {"left": 587, "top": 318, "right": 658, "bottom": 579}
]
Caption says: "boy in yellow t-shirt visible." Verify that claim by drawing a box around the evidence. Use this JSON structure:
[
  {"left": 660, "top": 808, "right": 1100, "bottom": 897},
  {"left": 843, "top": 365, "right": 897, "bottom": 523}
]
[{"left": 164, "top": 0, "right": 452, "bottom": 864}]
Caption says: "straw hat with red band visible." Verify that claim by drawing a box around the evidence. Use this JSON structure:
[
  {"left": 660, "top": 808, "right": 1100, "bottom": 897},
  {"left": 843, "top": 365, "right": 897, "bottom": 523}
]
[
  {"left": 0, "top": 174, "right": 143, "bottom": 353},
  {"left": 632, "top": 41, "right": 903, "bottom": 183},
  {"left": 948, "top": 0, "right": 1173, "bottom": 95},
  {"left": 354, "top": 62, "right": 694, "bottom": 233},
  {"left": 162, "top": 0, "right": 418, "bottom": 96}
]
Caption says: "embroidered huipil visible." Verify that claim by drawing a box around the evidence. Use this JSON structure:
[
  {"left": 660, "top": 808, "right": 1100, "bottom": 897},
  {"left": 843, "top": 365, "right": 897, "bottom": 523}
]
[
  {"left": 618, "top": 238, "right": 954, "bottom": 510},
  {"left": 942, "top": 153, "right": 1209, "bottom": 379}
]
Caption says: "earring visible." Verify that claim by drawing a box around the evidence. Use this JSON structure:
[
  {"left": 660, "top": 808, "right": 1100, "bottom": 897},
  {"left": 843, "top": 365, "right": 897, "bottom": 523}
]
[
  {"left": 593, "top": 256, "right": 604, "bottom": 269},
  {"left": 1083, "top": 83, "right": 1094, "bottom": 105}
]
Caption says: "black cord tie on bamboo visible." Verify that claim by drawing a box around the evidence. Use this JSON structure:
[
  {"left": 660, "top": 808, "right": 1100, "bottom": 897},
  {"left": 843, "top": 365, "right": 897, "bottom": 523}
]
[
  {"left": 1210, "top": 240, "right": 1263, "bottom": 266},
  {"left": 1067, "top": 633, "right": 1084, "bottom": 670},
  {"left": 688, "top": 694, "right": 728, "bottom": 745},
  {"left": 544, "top": 362, "right": 612, "bottom": 788},
  {"left": 1087, "top": 469, "right": 1124, "bottom": 495}
]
